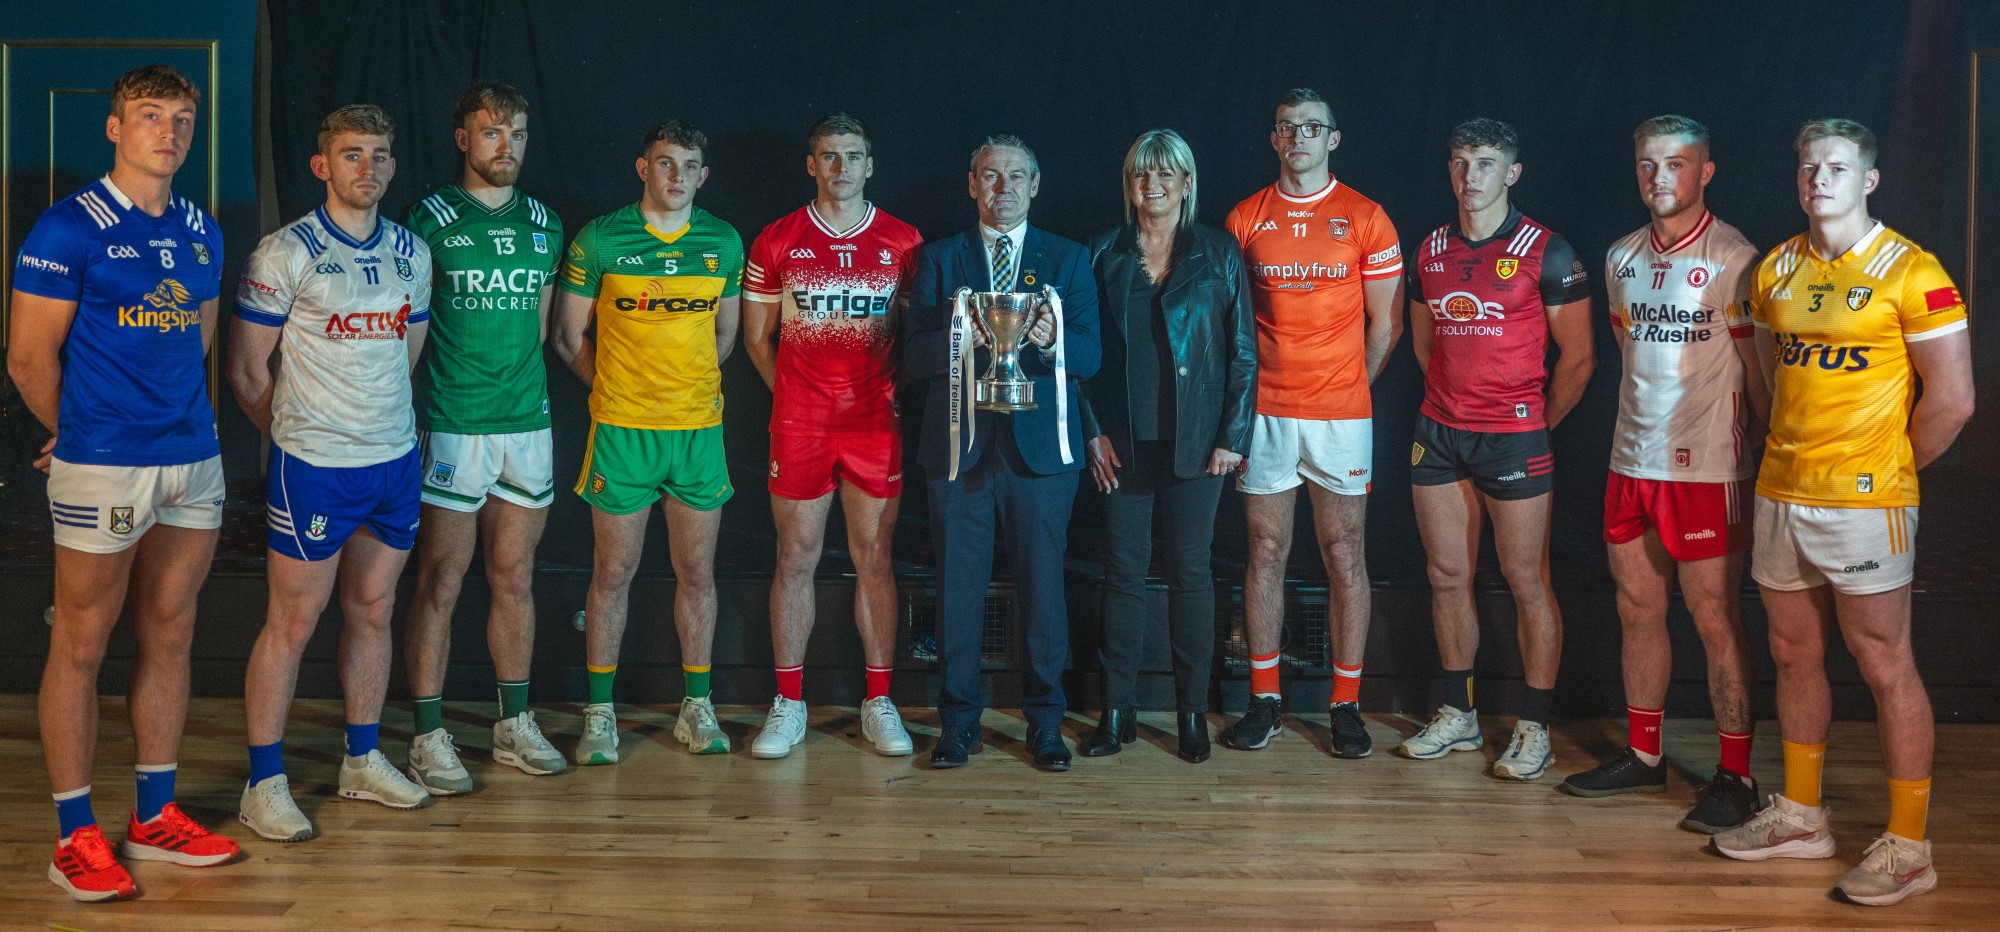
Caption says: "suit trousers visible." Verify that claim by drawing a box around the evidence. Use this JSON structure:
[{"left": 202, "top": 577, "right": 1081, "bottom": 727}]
[
  {"left": 927, "top": 426, "right": 1078, "bottom": 734},
  {"left": 1096, "top": 441, "right": 1224, "bottom": 712}
]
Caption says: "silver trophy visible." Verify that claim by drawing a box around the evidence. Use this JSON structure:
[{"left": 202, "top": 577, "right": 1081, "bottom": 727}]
[{"left": 971, "top": 291, "right": 1042, "bottom": 411}]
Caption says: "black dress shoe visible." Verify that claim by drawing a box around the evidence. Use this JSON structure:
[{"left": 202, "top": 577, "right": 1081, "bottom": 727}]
[
  {"left": 1085, "top": 708, "right": 1136, "bottom": 757},
  {"left": 929, "top": 725, "right": 984, "bottom": 769},
  {"left": 1028, "top": 728, "right": 1072, "bottom": 772},
  {"left": 1177, "top": 711, "right": 1211, "bottom": 763}
]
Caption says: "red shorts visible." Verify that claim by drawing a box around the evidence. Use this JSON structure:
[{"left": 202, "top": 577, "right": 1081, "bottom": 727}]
[
  {"left": 1602, "top": 471, "right": 1751, "bottom": 561},
  {"left": 769, "top": 429, "right": 902, "bottom": 500}
]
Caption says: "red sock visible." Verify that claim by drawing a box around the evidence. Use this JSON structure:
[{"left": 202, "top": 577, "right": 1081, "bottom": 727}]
[
  {"left": 1718, "top": 729, "right": 1753, "bottom": 777},
  {"left": 775, "top": 664, "right": 804, "bottom": 701},
  {"left": 1249, "top": 651, "right": 1281, "bottom": 698},
  {"left": 1330, "top": 662, "right": 1362, "bottom": 706},
  {"left": 865, "top": 665, "right": 892, "bottom": 701},
  {"left": 1627, "top": 706, "right": 1664, "bottom": 758}
]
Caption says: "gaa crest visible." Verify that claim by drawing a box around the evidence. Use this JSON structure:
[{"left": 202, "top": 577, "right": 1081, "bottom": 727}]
[
  {"left": 1847, "top": 286, "right": 1872, "bottom": 310},
  {"left": 1328, "top": 217, "right": 1350, "bottom": 240},
  {"left": 702, "top": 252, "right": 720, "bottom": 274},
  {"left": 305, "top": 514, "right": 329, "bottom": 541},
  {"left": 110, "top": 507, "right": 134, "bottom": 535},
  {"left": 395, "top": 257, "right": 414, "bottom": 281},
  {"left": 431, "top": 462, "right": 455, "bottom": 487},
  {"left": 1495, "top": 258, "right": 1519, "bottom": 280}
]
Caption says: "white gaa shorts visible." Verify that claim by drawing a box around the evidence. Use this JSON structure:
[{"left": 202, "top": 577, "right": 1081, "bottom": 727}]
[
  {"left": 48, "top": 455, "right": 224, "bottom": 554},
  {"left": 1751, "top": 494, "right": 1917, "bottom": 595},
  {"left": 1238, "top": 414, "right": 1373, "bottom": 496},
  {"left": 419, "top": 428, "right": 554, "bottom": 512}
]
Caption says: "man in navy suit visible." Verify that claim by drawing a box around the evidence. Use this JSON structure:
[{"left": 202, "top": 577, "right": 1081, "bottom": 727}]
[{"left": 904, "top": 135, "right": 1100, "bottom": 771}]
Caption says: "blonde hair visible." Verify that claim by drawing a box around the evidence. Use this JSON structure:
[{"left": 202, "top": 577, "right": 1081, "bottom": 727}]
[
  {"left": 1121, "top": 129, "right": 1197, "bottom": 229},
  {"left": 317, "top": 104, "right": 395, "bottom": 155}
]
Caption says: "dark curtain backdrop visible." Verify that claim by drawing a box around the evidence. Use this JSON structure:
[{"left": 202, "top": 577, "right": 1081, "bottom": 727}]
[{"left": 261, "top": 0, "right": 1926, "bottom": 582}]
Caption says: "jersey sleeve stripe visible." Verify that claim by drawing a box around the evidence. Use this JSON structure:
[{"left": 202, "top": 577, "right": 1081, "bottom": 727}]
[
  {"left": 1904, "top": 318, "right": 1968, "bottom": 342},
  {"left": 77, "top": 193, "right": 117, "bottom": 229},
  {"left": 235, "top": 305, "right": 287, "bottom": 326},
  {"left": 1361, "top": 262, "right": 1404, "bottom": 278}
]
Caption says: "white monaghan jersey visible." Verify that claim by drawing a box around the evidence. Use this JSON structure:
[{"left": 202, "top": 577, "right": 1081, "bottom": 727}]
[
  {"left": 237, "top": 206, "right": 432, "bottom": 467},
  {"left": 1605, "top": 211, "right": 1758, "bottom": 482}
]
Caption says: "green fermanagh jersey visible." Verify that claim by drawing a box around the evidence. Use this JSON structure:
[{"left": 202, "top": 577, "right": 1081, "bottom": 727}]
[{"left": 405, "top": 185, "right": 563, "bottom": 434}]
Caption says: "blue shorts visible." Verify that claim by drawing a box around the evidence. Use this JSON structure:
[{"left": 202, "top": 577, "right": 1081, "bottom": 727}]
[{"left": 266, "top": 444, "right": 421, "bottom": 561}]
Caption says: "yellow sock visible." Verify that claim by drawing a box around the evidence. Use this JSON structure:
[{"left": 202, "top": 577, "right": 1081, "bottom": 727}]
[
  {"left": 1886, "top": 777, "right": 1932, "bottom": 841},
  {"left": 1782, "top": 740, "right": 1826, "bottom": 808}
]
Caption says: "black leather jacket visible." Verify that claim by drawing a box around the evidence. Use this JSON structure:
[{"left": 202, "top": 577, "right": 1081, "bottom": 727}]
[{"left": 1079, "top": 224, "right": 1257, "bottom": 480}]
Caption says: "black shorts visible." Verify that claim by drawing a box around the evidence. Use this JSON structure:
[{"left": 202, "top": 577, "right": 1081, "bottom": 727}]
[{"left": 1409, "top": 414, "right": 1553, "bottom": 500}]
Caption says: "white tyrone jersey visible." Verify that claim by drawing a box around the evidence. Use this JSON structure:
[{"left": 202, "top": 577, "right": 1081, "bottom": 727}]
[
  {"left": 1605, "top": 211, "right": 1758, "bottom": 482},
  {"left": 237, "top": 206, "right": 432, "bottom": 467}
]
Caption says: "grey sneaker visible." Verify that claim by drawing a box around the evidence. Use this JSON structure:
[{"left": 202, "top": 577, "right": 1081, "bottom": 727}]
[
  {"left": 1837, "top": 833, "right": 1937, "bottom": 906},
  {"left": 1491, "top": 720, "right": 1552, "bottom": 781},
  {"left": 1397, "top": 705, "right": 1482, "bottom": 759},
  {"left": 1711, "top": 794, "right": 1835, "bottom": 861},
  {"left": 674, "top": 696, "right": 730, "bottom": 754},
  {"left": 861, "top": 696, "right": 914, "bottom": 756},
  {"left": 574, "top": 703, "right": 620, "bottom": 766},
  {"left": 494, "top": 711, "right": 568, "bottom": 775},
  {"left": 407, "top": 727, "right": 473, "bottom": 796},
  {"left": 238, "top": 774, "right": 315, "bottom": 843},
  {"left": 339, "top": 749, "right": 433, "bottom": 809},
  {"left": 751, "top": 696, "right": 808, "bottom": 759}
]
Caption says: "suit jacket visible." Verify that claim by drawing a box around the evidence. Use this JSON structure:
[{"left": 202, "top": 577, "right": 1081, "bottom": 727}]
[
  {"left": 905, "top": 225, "right": 1101, "bottom": 476},
  {"left": 1080, "top": 224, "right": 1257, "bottom": 479}
]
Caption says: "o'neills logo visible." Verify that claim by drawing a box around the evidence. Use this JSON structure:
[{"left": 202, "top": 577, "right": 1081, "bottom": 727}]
[
  {"left": 325, "top": 301, "right": 411, "bottom": 340},
  {"left": 1683, "top": 528, "right": 1716, "bottom": 541}
]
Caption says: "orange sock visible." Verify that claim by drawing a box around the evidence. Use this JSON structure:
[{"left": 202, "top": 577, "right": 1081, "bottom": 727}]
[
  {"left": 1330, "top": 662, "right": 1362, "bottom": 706},
  {"left": 1782, "top": 740, "right": 1826, "bottom": 808},
  {"left": 1249, "top": 651, "right": 1281, "bottom": 698},
  {"left": 1887, "top": 777, "right": 1932, "bottom": 841}
]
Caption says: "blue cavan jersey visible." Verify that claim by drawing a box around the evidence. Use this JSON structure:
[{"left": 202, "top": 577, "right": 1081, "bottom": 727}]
[{"left": 12, "top": 177, "right": 223, "bottom": 466}]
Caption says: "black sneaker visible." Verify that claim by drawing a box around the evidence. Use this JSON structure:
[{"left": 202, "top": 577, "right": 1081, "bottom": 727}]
[
  {"left": 1225, "top": 696, "right": 1284, "bottom": 750},
  {"left": 1680, "top": 767, "right": 1761, "bottom": 834},
  {"left": 1329, "top": 702, "right": 1372, "bottom": 759},
  {"left": 1560, "top": 747, "right": 1668, "bottom": 797}
]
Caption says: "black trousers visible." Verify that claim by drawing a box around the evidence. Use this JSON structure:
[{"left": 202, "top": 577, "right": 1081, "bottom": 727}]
[{"left": 1096, "top": 441, "right": 1224, "bottom": 712}]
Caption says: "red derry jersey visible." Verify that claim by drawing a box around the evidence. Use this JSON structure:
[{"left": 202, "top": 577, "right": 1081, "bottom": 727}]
[
  {"left": 1225, "top": 177, "right": 1403, "bottom": 420},
  {"left": 1605, "top": 211, "right": 1759, "bottom": 482},
  {"left": 1411, "top": 208, "right": 1589, "bottom": 432},
  {"left": 743, "top": 203, "right": 923, "bottom": 435}
]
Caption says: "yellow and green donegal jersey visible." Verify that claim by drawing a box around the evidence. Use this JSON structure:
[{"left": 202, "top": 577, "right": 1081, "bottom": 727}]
[{"left": 561, "top": 203, "right": 743, "bottom": 429}]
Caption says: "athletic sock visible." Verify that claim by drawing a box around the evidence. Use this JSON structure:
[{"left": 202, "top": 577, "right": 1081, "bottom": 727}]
[
  {"left": 134, "top": 763, "right": 176, "bottom": 823},
  {"left": 587, "top": 664, "right": 617, "bottom": 706},
  {"left": 775, "top": 664, "right": 804, "bottom": 702},
  {"left": 1886, "top": 776, "right": 1932, "bottom": 841},
  {"left": 1718, "top": 728, "right": 1753, "bottom": 777},
  {"left": 498, "top": 680, "right": 530, "bottom": 720},
  {"left": 412, "top": 694, "right": 444, "bottom": 734},
  {"left": 1330, "top": 662, "right": 1363, "bottom": 707},
  {"left": 865, "top": 665, "right": 892, "bottom": 701},
  {"left": 247, "top": 741, "right": 285, "bottom": 784},
  {"left": 1782, "top": 739, "right": 1827, "bottom": 808},
  {"left": 1627, "top": 706, "right": 1665, "bottom": 765},
  {"left": 1520, "top": 686, "right": 1554, "bottom": 728},
  {"left": 344, "top": 721, "right": 380, "bottom": 761},
  {"left": 1249, "top": 650, "right": 1282, "bottom": 699},
  {"left": 53, "top": 786, "right": 95, "bottom": 840},
  {"left": 683, "top": 663, "right": 712, "bottom": 700},
  {"left": 1444, "top": 669, "right": 1475, "bottom": 715}
]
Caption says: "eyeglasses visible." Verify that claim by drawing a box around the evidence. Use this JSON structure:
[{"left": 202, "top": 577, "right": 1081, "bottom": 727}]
[{"left": 1274, "top": 122, "right": 1332, "bottom": 139}]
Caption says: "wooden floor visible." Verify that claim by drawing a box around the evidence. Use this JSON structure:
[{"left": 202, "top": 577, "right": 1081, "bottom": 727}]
[{"left": 1, "top": 697, "right": 1995, "bottom": 930}]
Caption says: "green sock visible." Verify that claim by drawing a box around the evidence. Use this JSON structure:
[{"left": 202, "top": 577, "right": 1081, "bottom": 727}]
[
  {"left": 497, "top": 681, "right": 529, "bottom": 720},
  {"left": 587, "top": 665, "right": 616, "bottom": 706},
  {"left": 412, "top": 695, "right": 443, "bottom": 734},
  {"left": 682, "top": 663, "right": 711, "bottom": 699}
]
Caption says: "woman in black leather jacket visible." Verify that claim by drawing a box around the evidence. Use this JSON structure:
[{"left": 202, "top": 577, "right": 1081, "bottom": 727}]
[{"left": 1079, "top": 129, "right": 1256, "bottom": 763}]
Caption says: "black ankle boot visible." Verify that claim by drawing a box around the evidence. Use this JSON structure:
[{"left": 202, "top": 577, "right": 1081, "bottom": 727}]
[
  {"left": 1086, "top": 708, "right": 1135, "bottom": 756},
  {"left": 1177, "top": 712, "right": 1211, "bottom": 763}
]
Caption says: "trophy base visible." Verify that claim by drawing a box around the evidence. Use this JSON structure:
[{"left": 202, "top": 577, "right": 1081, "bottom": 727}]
[{"left": 975, "top": 379, "right": 1037, "bottom": 412}]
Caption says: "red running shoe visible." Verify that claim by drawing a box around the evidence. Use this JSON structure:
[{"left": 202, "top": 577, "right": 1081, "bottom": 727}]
[
  {"left": 49, "top": 824, "right": 136, "bottom": 901},
  {"left": 120, "top": 802, "right": 241, "bottom": 867}
]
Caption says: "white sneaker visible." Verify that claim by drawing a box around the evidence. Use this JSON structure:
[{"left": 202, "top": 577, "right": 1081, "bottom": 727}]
[
  {"left": 239, "top": 774, "right": 315, "bottom": 842},
  {"left": 674, "top": 696, "right": 731, "bottom": 754},
  {"left": 574, "top": 703, "right": 620, "bottom": 766},
  {"left": 338, "top": 749, "right": 433, "bottom": 809},
  {"left": 1837, "top": 833, "right": 1937, "bottom": 906},
  {"left": 407, "top": 727, "right": 473, "bottom": 795},
  {"left": 494, "top": 711, "right": 568, "bottom": 775},
  {"left": 1396, "top": 705, "right": 1482, "bottom": 759},
  {"left": 1491, "top": 720, "right": 1552, "bottom": 781},
  {"left": 861, "top": 696, "right": 914, "bottom": 756},
  {"left": 1712, "top": 793, "right": 1836, "bottom": 861},
  {"left": 751, "top": 696, "right": 808, "bottom": 759}
]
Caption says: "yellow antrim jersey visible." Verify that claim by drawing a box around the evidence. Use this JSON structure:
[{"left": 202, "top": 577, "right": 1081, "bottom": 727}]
[
  {"left": 1749, "top": 222, "right": 1967, "bottom": 507},
  {"left": 560, "top": 203, "right": 743, "bottom": 429}
]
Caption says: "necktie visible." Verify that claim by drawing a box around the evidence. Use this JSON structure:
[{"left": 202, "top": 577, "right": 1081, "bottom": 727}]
[{"left": 992, "top": 235, "right": 1015, "bottom": 292}]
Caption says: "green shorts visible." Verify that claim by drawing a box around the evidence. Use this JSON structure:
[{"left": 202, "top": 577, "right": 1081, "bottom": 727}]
[{"left": 575, "top": 422, "right": 732, "bottom": 514}]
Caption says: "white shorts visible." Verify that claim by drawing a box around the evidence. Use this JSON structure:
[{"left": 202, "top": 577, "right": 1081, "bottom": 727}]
[
  {"left": 1751, "top": 495, "right": 1917, "bottom": 595},
  {"left": 420, "top": 429, "right": 554, "bottom": 512},
  {"left": 1238, "top": 415, "right": 1372, "bottom": 496},
  {"left": 47, "top": 455, "right": 224, "bottom": 554}
]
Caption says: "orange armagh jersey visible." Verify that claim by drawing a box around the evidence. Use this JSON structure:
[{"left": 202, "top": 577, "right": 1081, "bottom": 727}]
[
  {"left": 1749, "top": 222, "right": 1967, "bottom": 507},
  {"left": 1225, "top": 177, "right": 1402, "bottom": 420}
]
